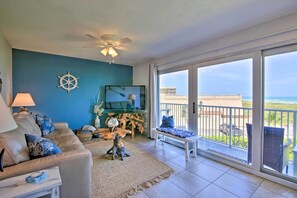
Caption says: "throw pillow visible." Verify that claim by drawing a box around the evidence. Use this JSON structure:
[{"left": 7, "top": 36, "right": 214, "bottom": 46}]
[
  {"left": 36, "top": 115, "right": 55, "bottom": 136},
  {"left": 160, "top": 115, "right": 174, "bottom": 128},
  {"left": 25, "top": 134, "right": 62, "bottom": 159}
]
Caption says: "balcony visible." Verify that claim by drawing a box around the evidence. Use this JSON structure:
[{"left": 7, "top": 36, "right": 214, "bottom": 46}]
[{"left": 160, "top": 103, "right": 297, "bottom": 178}]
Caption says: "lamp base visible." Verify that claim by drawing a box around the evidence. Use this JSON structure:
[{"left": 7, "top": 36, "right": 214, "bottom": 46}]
[
  {"left": 0, "top": 148, "right": 4, "bottom": 172},
  {"left": 19, "top": 106, "right": 28, "bottom": 112}
]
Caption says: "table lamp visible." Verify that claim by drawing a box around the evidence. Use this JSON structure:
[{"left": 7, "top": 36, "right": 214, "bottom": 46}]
[
  {"left": 11, "top": 93, "right": 35, "bottom": 112},
  {"left": 0, "top": 95, "right": 17, "bottom": 172},
  {"left": 129, "top": 94, "right": 136, "bottom": 108}
]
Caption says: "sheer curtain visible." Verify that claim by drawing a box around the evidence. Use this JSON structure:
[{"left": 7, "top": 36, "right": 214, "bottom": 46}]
[{"left": 149, "top": 64, "right": 159, "bottom": 138}]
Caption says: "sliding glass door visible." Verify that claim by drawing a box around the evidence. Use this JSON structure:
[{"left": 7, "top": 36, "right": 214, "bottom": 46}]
[
  {"left": 158, "top": 57, "right": 253, "bottom": 163},
  {"left": 196, "top": 57, "right": 253, "bottom": 163},
  {"left": 157, "top": 45, "right": 297, "bottom": 184},
  {"left": 263, "top": 46, "right": 297, "bottom": 179}
]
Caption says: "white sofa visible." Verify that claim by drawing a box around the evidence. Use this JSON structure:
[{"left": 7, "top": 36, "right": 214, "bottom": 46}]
[{"left": 0, "top": 112, "right": 93, "bottom": 198}]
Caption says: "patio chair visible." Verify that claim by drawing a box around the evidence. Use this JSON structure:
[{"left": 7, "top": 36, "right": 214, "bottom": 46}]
[
  {"left": 219, "top": 123, "right": 243, "bottom": 136},
  {"left": 246, "top": 123, "right": 291, "bottom": 173}
]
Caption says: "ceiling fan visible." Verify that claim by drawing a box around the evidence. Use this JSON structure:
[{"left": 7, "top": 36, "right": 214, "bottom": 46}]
[{"left": 85, "top": 34, "right": 131, "bottom": 60}]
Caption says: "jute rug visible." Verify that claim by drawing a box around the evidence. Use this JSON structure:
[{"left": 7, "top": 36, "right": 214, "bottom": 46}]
[{"left": 84, "top": 140, "right": 173, "bottom": 198}]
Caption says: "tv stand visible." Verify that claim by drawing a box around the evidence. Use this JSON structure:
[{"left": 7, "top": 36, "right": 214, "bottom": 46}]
[{"left": 106, "top": 112, "right": 146, "bottom": 139}]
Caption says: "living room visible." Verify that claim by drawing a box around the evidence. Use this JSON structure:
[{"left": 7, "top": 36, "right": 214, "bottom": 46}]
[{"left": 1, "top": 1, "right": 297, "bottom": 198}]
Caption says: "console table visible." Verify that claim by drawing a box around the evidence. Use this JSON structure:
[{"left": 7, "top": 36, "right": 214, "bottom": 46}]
[{"left": 0, "top": 166, "right": 61, "bottom": 198}]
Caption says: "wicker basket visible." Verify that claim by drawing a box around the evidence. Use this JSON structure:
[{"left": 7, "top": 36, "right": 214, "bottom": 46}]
[{"left": 77, "top": 130, "right": 92, "bottom": 142}]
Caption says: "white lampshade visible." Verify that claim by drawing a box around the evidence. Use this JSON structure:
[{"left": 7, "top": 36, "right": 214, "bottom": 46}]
[
  {"left": 0, "top": 95, "right": 17, "bottom": 133},
  {"left": 11, "top": 93, "right": 35, "bottom": 107},
  {"left": 129, "top": 94, "right": 136, "bottom": 100}
]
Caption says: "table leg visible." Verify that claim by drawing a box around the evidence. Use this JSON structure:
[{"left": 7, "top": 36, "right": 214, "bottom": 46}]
[
  {"left": 185, "top": 142, "right": 189, "bottom": 161},
  {"left": 193, "top": 141, "right": 197, "bottom": 158},
  {"left": 51, "top": 186, "right": 60, "bottom": 198},
  {"left": 132, "top": 128, "right": 135, "bottom": 139}
]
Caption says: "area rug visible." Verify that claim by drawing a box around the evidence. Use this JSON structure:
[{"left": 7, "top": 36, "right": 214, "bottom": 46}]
[{"left": 84, "top": 140, "right": 173, "bottom": 198}]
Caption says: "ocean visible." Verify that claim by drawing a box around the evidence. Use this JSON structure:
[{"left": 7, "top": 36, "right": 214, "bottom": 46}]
[{"left": 242, "top": 96, "right": 297, "bottom": 104}]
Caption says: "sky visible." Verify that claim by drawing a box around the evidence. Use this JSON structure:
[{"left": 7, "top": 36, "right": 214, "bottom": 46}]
[{"left": 160, "top": 51, "right": 297, "bottom": 98}]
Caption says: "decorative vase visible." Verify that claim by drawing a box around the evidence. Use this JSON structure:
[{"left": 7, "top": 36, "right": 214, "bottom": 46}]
[{"left": 94, "top": 115, "right": 100, "bottom": 129}]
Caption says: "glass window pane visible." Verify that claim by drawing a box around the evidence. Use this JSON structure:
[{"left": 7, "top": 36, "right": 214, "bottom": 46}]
[
  {"left": 159, "top": 70, "right": 188, "bottom": 130},
  {"left": 264, "top": 50, "right": 297, "bottom": 179},
  {"left": 197, "top": 58, "right": 253, "bottom": 164}
]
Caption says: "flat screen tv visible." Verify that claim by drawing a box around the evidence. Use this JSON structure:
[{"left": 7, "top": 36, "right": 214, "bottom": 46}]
[{"left": 105, "top": 85, "right": 145, "bottom": 110}]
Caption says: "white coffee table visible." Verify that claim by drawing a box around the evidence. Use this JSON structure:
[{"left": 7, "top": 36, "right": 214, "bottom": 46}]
[{"left": 0, "top": 166, "right": 62, "bottom": 198}]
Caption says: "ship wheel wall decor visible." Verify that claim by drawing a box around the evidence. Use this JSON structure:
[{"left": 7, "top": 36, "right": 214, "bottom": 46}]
[{"left": 58, "top": 72, "right": 79, "bottom": 93}]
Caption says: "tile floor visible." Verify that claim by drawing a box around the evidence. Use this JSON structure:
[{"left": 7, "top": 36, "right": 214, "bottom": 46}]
[{"left": 125, "top": 135, "right": 297, "bottom": 198}]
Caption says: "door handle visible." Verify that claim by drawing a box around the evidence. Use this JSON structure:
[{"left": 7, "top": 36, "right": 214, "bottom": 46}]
[{"left": 193, "top": 102, "right": 195, "bottom": 114}]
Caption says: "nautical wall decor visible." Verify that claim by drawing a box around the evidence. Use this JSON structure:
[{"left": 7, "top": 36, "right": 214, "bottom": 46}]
[{"left": 58, "top": 71, "right": 79, "bottom": 93}]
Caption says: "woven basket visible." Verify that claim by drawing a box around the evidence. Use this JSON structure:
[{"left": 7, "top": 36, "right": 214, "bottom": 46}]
[{"left": 77, "top": 130, "right": 92, "bottom": 142}]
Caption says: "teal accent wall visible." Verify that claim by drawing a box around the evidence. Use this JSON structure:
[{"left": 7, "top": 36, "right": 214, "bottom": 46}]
[{"left": 13, "top": 49, "right": 133, "bottom": 129}]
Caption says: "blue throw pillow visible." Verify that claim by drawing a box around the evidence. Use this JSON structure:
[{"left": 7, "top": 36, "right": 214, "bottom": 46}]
[
  {"left": 36, "top": 115, "right": 55, "bottom": 136},
  {"left": 25, "top": 134, "right": 62, "bottom": 159},
  {"left": 160, "top": 115, "right": 174, "bottom": 128}
]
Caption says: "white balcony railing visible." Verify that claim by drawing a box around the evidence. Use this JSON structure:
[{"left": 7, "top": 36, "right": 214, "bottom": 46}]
[{"left": 160, "top": 103, "right": 297, "bottom": 160}]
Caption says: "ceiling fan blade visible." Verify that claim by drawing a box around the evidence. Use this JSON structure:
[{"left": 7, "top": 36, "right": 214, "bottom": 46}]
[
  {"left": 85, "top": 34, "right": 99, "bottom": 40},
  {"left": 117, "top": 38, "right": 131, "bottom": 45},
  {"left": 115, "top": 46, "right": 127, "bottom": 51},
  {"left": 82, "top": 45, "right": 106, "bottom": 48}
]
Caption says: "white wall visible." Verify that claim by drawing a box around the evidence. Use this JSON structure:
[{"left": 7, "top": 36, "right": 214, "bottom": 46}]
[
  {"left": 0, "top": 32, "right": 12, "bottom": 104},
  {"left": 133, "top": 63, "right": 149, "bottom": 104}
]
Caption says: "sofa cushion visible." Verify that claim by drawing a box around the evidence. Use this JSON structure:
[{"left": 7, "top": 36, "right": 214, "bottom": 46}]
[
  {"left": 25, "top": 134, "right": 62, "bottom": 159},
  {"left": 36, "top": 115, "right": 55, "bottom": 136},
  {"left": 0, "top": 130, "right": 29, "bottom": 166},
  {"left": 13, "top": 112, "right": 42, "bottom": 136},
  {"left": 45, "top": 128, "right": 84, "bottom": 152}
]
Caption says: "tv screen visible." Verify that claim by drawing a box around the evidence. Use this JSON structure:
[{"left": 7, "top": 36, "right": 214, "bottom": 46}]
[{"left": 105, "top": 85, "right": 145, "bottom": 110}]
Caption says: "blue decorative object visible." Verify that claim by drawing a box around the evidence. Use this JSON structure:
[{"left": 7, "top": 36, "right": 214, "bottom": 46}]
[
  {"left": 25, "top": 134, "right": 62, "bottom": 159},
  {"left": 36, "top": 115, "right": 55, "bottom": 136},
  {"left": 156, "top": 127, "right": 195, "bottom": 138},
  {"left": 25, "top": 171, "right": 48, "bottom": 184},
  {"left": 160, "top": 116, "right": 174, "bottom": 128}
]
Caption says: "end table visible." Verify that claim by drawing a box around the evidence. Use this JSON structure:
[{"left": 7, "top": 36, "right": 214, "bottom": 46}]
[{"left": 0, "top": 166, "right": 62, "bottom": 198}]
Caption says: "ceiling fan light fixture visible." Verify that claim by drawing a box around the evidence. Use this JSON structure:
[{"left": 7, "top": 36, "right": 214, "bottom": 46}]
[
  {"left": 108, "top": 47, "right": 118, "bottom": 57},
  {"left": 111, "top": 52, "right": 118, "bottom": 58},
  {"left": 100, "top": 48, "right": 108, "bottom": 56}
]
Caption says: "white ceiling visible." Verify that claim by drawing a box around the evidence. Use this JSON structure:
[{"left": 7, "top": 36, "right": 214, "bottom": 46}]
[{"left": 1, "top": 0, "right": 297, "bottom": 66}]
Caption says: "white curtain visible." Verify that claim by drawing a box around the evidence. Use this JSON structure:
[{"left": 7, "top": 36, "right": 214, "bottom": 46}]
[{"left": 149, "top": 64, "right": 159, "bottom": 138}]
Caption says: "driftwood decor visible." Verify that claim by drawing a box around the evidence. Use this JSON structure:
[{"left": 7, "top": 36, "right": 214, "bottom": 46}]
[
  {"left": 105, "top": 112, "right": 145, "bottom": 138},
  {"left": 93, "top": 128, "right": 131, "bottom": 140}
]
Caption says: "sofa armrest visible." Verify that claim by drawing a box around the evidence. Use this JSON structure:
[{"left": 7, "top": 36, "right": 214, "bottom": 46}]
[
  {"left": 0, "top": 149, "right": 92, "bottom": 198},
  {"left": 54, "top": 122, "right": 69, "bottom": 129}
]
